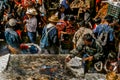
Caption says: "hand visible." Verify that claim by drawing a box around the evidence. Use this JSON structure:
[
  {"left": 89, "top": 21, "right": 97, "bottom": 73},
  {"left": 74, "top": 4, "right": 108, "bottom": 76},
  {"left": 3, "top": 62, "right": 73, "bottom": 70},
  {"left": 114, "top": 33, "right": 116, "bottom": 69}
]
[
  {"left": 88, "top": 56, "right": 93, "bottom": 61},
  {"left": 23, "top": 20, "right": 26, "bottom": 24},
  {"left": 83, "top": 56, "right": 93, "bottom": 61},
  {"left": 23, "top": 20, "right": 28, "bottom": 24},
  {"left": 83, "top": 57, "right": 89, "bottom": 61},
  {"left": 65, "top": 55, "right": 71, "bottom": 62}
]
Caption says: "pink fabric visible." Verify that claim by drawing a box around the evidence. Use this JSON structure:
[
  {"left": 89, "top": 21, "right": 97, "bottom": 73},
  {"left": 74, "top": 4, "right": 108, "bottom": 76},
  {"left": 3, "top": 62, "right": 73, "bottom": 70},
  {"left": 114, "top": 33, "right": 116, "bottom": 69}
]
[
  {"left": 56, "top": 20, "right": 68, "bottom": 39},
  {"left": 21, "top": 0, "right": 27, "bottom": 8},
  {"left": 21, "top": 0, "right": 35, "bottom": 8}
]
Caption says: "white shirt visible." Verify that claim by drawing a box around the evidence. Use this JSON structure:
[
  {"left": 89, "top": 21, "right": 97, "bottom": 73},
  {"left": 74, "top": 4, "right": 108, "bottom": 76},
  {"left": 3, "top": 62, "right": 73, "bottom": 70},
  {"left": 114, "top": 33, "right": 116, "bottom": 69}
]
[
  {"left": 26, "top": 16, "right": 37, "bottom": 32},
  {"left": 60, "top": 0, "right": 64, "bottom": 4}
]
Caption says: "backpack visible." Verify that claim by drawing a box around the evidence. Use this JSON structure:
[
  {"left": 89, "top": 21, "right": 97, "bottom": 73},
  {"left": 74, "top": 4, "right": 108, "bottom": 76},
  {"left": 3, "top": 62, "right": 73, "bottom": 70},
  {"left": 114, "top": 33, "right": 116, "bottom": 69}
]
[
  {"left": 40, "top": 27, "right": 54, "bottom": 48},
  {"left": 97, "top": 26, "right": 109, "bottom": 46}
]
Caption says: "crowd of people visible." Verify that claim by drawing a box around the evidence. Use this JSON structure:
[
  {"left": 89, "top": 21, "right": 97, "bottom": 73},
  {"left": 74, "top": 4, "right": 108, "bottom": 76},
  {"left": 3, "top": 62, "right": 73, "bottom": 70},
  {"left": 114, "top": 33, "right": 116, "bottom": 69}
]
[{"left": 0, "top": 0, "right": 120, "bottom": 74}]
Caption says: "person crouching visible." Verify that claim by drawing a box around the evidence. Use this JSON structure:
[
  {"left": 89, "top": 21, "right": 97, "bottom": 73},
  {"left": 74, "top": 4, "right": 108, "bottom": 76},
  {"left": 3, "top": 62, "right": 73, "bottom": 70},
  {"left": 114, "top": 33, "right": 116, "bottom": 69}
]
[{"left": 5, "top": 18, "right": 22, "bottom": 54}]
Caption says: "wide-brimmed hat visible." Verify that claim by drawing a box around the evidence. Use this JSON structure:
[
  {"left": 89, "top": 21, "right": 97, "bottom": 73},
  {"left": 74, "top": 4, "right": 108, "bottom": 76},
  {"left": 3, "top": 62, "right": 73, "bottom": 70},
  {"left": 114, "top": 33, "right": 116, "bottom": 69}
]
[
  {"left": 26, "top": 8, "right": 38, "bottom": 15},
  {"left": 8, "top": 18, "right": 17, "bottom": 27},
  {"left": 48, "top": 15, "right": 59, "bottom": 22}
]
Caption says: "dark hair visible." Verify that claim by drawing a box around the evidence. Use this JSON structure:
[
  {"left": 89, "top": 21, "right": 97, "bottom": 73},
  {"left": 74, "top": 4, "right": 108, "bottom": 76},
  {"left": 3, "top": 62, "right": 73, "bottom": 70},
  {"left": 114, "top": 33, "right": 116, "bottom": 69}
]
[
  {"left": 57, "top": 5, "right": 65, "bottom": 10},
  {"left": 83, "top": 33, "right": 93, "bottom": 42},
  {"left": 63, "top": 15, "right": 69, "bottom": 21},
  {"left": 94, "top": 17, "right": 101, "bottom": 24},
  {"left": 104, "top": 15, "right": 113, "bottom": 23},
  {"left": 8, "top": 14, "right": 14, "bottom": 20},
  {"left": 68, "top": 15, "right": 75, "bottom": 21},
  {"left": 57, "top": 5, "right": 65, "bottom": 19}
]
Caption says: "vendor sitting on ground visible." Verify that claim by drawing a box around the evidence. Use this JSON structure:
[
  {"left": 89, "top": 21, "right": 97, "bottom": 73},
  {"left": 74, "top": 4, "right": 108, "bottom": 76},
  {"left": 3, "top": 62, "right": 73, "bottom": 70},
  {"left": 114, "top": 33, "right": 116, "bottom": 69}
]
[{"left": 65, "top": 33, "right": 103, "bottom": 73}]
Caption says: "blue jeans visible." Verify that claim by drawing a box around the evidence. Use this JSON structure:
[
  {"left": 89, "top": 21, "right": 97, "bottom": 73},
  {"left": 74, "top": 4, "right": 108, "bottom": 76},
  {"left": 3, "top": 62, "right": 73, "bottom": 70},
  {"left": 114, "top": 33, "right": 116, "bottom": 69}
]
[
  {"left": 27, "top": 32, "right": 36, "bottom": 43},
  {"left": 82, "top": 53, "right": 96, "bottom": 73},
  {"left": 82, "top": 53, "right": 90, "bottom": 68}
]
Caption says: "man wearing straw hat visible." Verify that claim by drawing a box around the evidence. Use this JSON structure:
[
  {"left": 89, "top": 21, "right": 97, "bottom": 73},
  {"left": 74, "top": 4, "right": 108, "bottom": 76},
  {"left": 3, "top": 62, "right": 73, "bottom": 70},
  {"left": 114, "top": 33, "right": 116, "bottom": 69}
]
[
  {"left": 40, "top": 15, "right": 59, "bottom": 54},
  {"left": 24, "top": 8, "right": 38, "bottom": 43}
]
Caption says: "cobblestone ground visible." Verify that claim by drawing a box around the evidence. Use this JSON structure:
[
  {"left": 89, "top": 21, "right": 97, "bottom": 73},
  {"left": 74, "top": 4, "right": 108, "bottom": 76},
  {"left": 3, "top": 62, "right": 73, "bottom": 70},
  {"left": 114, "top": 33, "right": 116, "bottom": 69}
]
[
  {"left": 3, "top": 54, "right": 71, "bottom": 80},
  {"left": 0, "top": 54, "right": 119, "bottom": 80}
]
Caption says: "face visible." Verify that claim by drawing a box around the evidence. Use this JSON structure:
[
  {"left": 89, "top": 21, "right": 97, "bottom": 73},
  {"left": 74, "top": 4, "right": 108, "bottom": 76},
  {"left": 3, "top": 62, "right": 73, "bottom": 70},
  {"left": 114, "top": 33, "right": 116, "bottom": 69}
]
[
  {"left": 60, "top": 7, "right": 65, "bottom": 12},
  {"left": 101, "top": 18, "right": 106, "bottom": 23},
  {"left": 27, "top": 14, "right": 33, "bottom": 18}
]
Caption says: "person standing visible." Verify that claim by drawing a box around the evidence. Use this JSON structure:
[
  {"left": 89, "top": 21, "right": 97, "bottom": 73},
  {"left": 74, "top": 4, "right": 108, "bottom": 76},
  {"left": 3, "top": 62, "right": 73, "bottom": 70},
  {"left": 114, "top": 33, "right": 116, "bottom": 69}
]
[
  {"left": 55, "top": 5, "right": 65, "bottom": 20},
  {"left": 72, "top": 22, "right": 94, "bottom": 49},
  {"left": 61, "top": 0, "right": 71, "bottom": 15},
  {"left": 40, "top": 15, "right": 59, "bottom": 54},
  {"left": 93, "top": 15, "right": 115, "bottom": 59},
  {"left": 24, "top": 8, "right": 38, "bottom": 43}
]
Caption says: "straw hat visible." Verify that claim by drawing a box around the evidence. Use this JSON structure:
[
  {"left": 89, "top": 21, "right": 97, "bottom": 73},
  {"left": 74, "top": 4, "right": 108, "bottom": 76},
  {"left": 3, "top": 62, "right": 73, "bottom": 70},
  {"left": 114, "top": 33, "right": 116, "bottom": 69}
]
[
  {"left": 26, "top": 8, "right": 38, "bottom": 15},
  {"left": 48, "top": 15, "right": 59, "bottom": 22},
  {"left": 8, "top": 18, "right": 17, "bottom": 27}
]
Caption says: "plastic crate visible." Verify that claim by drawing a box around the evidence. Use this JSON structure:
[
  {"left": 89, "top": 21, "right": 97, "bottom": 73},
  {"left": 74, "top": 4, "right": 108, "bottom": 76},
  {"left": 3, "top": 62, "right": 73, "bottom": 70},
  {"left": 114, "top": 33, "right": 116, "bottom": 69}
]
[{"left": 107, "top": 3, "right": 120, "bottom": 18}]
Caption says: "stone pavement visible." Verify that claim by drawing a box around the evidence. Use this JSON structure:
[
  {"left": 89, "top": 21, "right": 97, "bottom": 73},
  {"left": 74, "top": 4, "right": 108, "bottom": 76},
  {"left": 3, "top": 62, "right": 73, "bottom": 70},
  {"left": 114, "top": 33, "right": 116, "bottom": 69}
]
[{"left": 0, "top": 54, "right": 119, "bottom": 80}]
